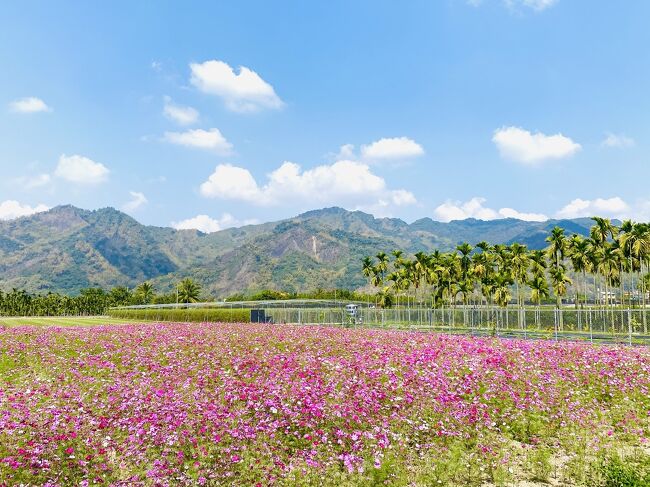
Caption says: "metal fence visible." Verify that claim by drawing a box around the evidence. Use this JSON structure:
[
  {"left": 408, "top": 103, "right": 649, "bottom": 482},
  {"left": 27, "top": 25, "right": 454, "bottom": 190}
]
[
  {"left": 113, "top": 300, "right": 650, "bottom": 345},
  {"left": 263, "top": 306, "right": 649, "bottom": 345}
]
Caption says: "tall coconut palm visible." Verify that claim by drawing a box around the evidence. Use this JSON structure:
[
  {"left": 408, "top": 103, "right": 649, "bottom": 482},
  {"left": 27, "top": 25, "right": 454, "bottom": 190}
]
[
  {"left": 361, "top": 256, "right": 374, "bottom": 282},
  {"left": 509, "top": 243, "right": 529, "bottom": 327},
  {"left": 619, "top": 221, "right": 650, "bottom": 323},
  {"left": 568, "top": 235, "right": 592, "bottom": 308},
  {"left": 546, "top": 226, "right": 567, "bottom": 269},
  {"left": 591, "top": 217, "right": 618, "bottom": 245},
  {"left": 597, "top": 242, "right": 621, "bottom": 309},
  {"left": 493, "top": 272, "right": 513, "bottom": 308},
  {"left": 177, "top": 278, "right": 201, "bottom": 304},
  {"left": 136, "top": 281, "right": 155, "bottom": 304},
  {"left": 375, "top": 252, "right": 390, "bottom": 280},
  {"left": 456, "top": 243, "right": 473, "bottom": 279},
  {"left": 549, "top": 264, "right": 572, "bottom": 330},
  {"left": 528, "top": 275, "right": 550, "bottom": 327},
  {"left": 529, "top": 250, "right": 547, "bottom": 279},
  {"left": 546, "top": 227, "right": 568, "bottom": 318}
]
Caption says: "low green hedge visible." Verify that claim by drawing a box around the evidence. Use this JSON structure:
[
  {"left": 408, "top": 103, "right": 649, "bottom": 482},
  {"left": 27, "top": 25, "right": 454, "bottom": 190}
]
[{"left": 108, "top": 307, "right": 251, "bottom": 323}]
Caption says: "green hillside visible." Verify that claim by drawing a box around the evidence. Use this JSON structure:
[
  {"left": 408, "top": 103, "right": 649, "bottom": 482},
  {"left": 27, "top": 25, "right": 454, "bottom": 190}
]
[{"left": 0, "top": 205, "right": 595, "bottom": 296}]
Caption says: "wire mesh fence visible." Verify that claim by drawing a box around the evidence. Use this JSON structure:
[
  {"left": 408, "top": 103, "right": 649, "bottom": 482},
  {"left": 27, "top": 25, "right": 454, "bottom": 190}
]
[{"left": 112, "top": 300, "right": 650, "bottom": 345}]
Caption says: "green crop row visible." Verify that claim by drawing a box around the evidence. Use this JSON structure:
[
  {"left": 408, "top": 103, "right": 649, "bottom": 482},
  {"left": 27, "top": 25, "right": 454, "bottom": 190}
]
[{"left": 108, "top": 308, "right": 251, "bottom": 323}]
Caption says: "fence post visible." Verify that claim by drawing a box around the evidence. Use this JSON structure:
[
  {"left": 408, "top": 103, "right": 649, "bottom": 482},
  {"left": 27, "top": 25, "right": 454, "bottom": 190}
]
[
  {"left": 628, "top": 308, "right": 632, "bottom": 346},
  {"left": 554, "top": 309, "right": 558, "bottom": 341}
]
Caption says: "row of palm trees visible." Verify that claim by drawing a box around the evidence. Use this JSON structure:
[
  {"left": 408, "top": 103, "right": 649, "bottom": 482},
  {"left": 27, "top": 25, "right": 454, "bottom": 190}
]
[
  {"left": 0, "top": 278, "right": 203, "bottom": 317},
  {"left": 362, "top": 218, "right": 650, "bottom": 317}
]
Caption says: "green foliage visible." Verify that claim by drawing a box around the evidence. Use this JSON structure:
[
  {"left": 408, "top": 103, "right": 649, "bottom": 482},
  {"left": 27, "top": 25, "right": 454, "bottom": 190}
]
[
  {"left": 0, "top": 287, "right": 113, "bottom": 316},
  {"left": 177, "top": 278, "right": 201, "bottom": 303},
  {"left": 527, "top": 447, "right": 553, "bottom": 482},
  {"left": 599, "top": 454, "right": 650, "bottom": 487},
  {"left": 226, "top": 288, "right": 373, "bottom": 302},
  {"left": 107, "top": 307, "right": 250, "bottom": 323}
]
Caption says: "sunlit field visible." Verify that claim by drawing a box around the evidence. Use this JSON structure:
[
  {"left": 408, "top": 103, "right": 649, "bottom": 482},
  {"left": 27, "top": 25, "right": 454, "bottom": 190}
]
[
  {"left": 0, "top": 316, "right": 148, "bottom": 327},
  {"left": 1, "top": 323, "right": 649, "bottom": 485}
]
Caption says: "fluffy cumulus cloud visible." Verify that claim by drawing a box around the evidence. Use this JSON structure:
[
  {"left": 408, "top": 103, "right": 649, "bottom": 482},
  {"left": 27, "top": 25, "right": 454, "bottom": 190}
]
[
  {"left": 498, "top": 207, "right": 549, "bottom": 221},
  {"left": 171, "top": 213, "right": 255, "bottom": 233},
  {"left": 492, "top": 126, "right": 581, "bottom": 165},
  {"left": 121, "top": 191, "right": 148, "bottom": 213},
  {"left": 361, "top": 137, "right": 425, "bottom": 161},
  {"left": 54, "top": 154, "right": 109, "bottom": 185},
  {"left": 199, "top": 160, "right": 416, "bottom": 213},
  {"left": 555, "top": 197, "right": 629, "bottom": 219},
  {"left": 163, "top": 96, "right": 199, "bottom": 125},
  {"left": 9, "top": 97, "right": 51, "bottom": 113},
  {"left": 163, "top": 128, "right": 233, "bottom": 154},
  {"left": 0, "top": 200, "right": 49, "bottom": 220},
  {"left": 190, "top": 60, "right": 283, "bottom": 113},
  {"left": 434, "top": 197, "right": 548, "bottom": 222},
  {"left": 602, "top": 132, "right": 635, "bottom": 148}
]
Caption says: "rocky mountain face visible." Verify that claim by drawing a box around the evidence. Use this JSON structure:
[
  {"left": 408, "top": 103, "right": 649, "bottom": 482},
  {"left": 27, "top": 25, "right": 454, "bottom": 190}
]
[{"left": 0, "top": 205, "right": 594, "bottom": 295}]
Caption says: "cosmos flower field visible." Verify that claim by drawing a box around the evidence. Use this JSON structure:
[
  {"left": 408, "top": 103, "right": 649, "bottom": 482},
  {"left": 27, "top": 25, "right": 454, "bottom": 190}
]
[{"left": 1, "top": 323, "right": 649, "bottom": 485}]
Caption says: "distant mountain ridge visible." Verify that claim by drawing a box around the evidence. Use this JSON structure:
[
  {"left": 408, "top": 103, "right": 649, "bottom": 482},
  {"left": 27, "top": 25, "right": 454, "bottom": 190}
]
[{"left": 0, "top": 205, "right": 597, "bottom": 295}]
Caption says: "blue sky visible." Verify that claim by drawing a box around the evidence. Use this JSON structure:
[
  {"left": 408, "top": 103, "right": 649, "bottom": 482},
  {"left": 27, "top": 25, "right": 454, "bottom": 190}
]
[{"left": 1, "top": 0, "right": 649, "bottom": 232}]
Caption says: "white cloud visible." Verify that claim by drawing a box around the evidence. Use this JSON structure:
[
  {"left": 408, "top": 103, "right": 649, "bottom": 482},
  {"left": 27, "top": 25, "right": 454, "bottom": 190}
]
[
  {"left": 9, "top": 97, "right": 51, "bottom": 113},
  {"left": 335, "top": 144, "right": 356, "bottom": 160},
  {"left": 171, "top": 213, "right": 250, "bottom": 233},
  {"left": 498, "top": 207, "right": 548, "bottom": 221},
  {"left": 519, "top": 0, "right": 558, "bottom": 11},
  {"left": 0, "top": 200, "right": 49, "bottom": 220},
  {"left": 361, "top": 137, "right": 425, "bottom": 160},
  {"left": 602, "top": 132, "right": 634, "bottom": 148},
  {"left": 555, "top": 197, "right": 629, "bottom": 219},
  {"left": 121, "top": 191, "right": 148, "bottom": 213},
  {"left": 163, "top": 96, "right": 199, "bottom": 125},
  {"left": 15, "top": 173, "right": 52, "bottom": 190},
  {"left": 493, "top": 126, "right": 581, "bottom": 164},
  {"left": 200, "top": 164, "right": 261, "bottom": 202},
  {"left": 190, "top": 60, "right": 283, "bottom": 113},
  {"left": 199, "top": 160, "right": 416, "bottom": 214},
  {"left": 435, "top": 197, "right": 498, "bottom": 222},
  {"left": 434, "top": 197, "right": 548, "bottom": 222},
  {"left": 54, "top": 154, "right": 109, "bottom": 185},
  {"left": 163, "top": 128, "right": 233, "bottom": 154},
  {"left": 469, "top": 0, "right": 558, "bottom": 11}
]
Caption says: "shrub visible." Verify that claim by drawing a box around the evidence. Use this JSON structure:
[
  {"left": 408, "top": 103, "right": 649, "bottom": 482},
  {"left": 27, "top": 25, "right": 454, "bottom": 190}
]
[{"left": 107, "top": 307, "right": 250, "bottom": 323}]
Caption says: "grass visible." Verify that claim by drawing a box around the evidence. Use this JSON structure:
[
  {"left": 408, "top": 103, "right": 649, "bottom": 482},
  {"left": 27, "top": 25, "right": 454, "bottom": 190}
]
[{"left": 0, "top": 316, "right": 150, "bottom": 327}]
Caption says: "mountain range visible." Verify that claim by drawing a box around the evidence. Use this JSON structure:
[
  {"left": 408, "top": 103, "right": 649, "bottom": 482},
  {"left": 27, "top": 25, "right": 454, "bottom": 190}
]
[{"left": 0, "top": 205, "right": 597, "bottom": 296}]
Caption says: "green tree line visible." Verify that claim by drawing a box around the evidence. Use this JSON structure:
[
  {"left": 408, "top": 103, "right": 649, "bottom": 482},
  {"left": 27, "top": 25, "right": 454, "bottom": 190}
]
[
  {"left": 0, "top": 278, "right": 203, "bottom": 316},
  {"left": 363, "top": 218, "right": 650, "bottom": 329}
]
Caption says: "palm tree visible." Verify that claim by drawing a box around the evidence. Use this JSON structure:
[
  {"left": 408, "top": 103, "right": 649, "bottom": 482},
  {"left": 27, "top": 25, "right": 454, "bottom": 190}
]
[
  {"left": 493, "top": 272, "right": 513, "bottom": 308},
  {"left": 528, "top": 275, "right": 550, "bottom": 327},
  {"left": 591, "top": 217, "right": 618, "bottom": 245},
  {"left": 549, "top": 264, "right": 572, "bottom": 330},
  {"left": 619, "top": 221, "right": 650, "bottom": 321},
  {"left": 136, "top": 281, "right": 155, "bottom": 304},
  {"left": 529, "top": 250, "right": 547, "bottom": 279},
  {"left": 546, "top": 227, "right": 568, "bottom": 326},
  {"left": 568, "top": 235, "right": 592, "bottom": 308},
  {"left": 375, "top": 252, "right": 389, "bottom": 281},
  {"left": 597, "top": 242, "right": 620, "bottom": 309},
  {"left": 177, "top": 278, "right": 201, "bottom": 304},
  {"left": 546, "top": 226, "right": 567, "bottom": 269},
  {"left": 509, "top": 243, "right": 529, "bottom": 327},
  {"left": 361, "top": 256, "right": 374, "bottom": 280}
]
